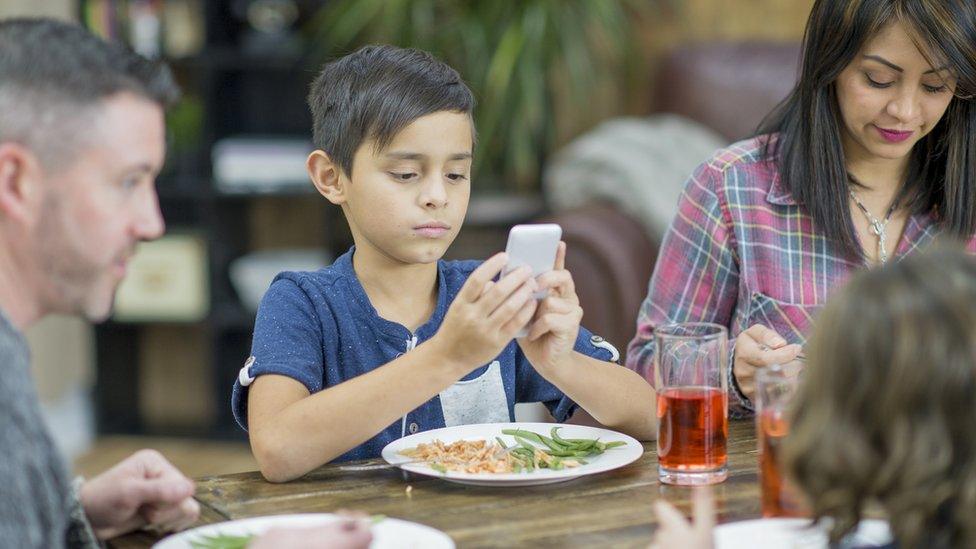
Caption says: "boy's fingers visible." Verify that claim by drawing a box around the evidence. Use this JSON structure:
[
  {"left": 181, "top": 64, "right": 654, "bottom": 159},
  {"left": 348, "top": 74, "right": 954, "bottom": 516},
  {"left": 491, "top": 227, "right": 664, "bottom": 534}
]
[
  {"left": 481, "top": 267, "right": 534, "bottom": 312},
  {"left": 504, "top": 299, "right": 537, "bottom": 337},
  {"left": 461, "top": 253, "right": 507, "bottom": 302},
  {"left": 535, "top": 270, "right": 574, "bottom": 297},
  {"left": 488, "top": 282, "right": 534, "bottom": 323},
  {"left": 554, "top": 241, "right": 566, "bottom": 270}
]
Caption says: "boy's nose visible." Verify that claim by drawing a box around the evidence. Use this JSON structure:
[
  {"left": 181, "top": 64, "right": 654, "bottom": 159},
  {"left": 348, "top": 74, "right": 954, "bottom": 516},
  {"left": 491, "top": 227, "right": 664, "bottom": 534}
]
[{"left": 420, "top": 178, "right": 449, "bottom": 208}]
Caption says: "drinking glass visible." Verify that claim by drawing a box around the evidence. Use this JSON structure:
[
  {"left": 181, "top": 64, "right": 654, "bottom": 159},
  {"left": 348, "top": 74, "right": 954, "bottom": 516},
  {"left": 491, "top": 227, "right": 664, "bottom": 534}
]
[
  {"left": 654, "top": 322, "right": 729, "bottom": 485},
  {"left": 756, "top": 360, "right": 807, "bottom": 517}
]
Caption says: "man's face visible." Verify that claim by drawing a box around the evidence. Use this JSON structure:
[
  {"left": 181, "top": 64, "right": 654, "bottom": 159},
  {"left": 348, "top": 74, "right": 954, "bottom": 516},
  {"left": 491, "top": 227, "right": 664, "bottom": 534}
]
[
  {"left": 339, "top": 110, "right": 473, "bottom": 267},
  {"left": 35, "top": 92, "right": 166, "bottom": 321}
]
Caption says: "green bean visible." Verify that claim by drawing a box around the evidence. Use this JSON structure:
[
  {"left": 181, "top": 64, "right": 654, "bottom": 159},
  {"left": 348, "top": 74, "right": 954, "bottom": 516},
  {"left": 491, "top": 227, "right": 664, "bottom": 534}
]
[
  {"left": 495, "top": 436, "right": 509, "bottom": 449},
  {"left": 550, "top": 427, "right": 573, "bottom": 447},
  {"left": 430, "top": 463, "right": 448, "bottom": 473},
  {"left": 503, "top": 429, "right": 546, "bottom": 445},
  {"left": 604, "top": 441, "right": 627, "bottom": 449}
]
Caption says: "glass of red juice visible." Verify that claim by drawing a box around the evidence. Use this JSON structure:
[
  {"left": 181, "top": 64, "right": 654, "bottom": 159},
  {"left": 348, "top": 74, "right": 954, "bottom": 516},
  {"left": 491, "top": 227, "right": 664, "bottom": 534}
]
[
  {"left": 756, "top": 361, "right": 807, "bottom": 517},
  {"left": 654, "top": 322, "right": 729, "bottom": 485}
]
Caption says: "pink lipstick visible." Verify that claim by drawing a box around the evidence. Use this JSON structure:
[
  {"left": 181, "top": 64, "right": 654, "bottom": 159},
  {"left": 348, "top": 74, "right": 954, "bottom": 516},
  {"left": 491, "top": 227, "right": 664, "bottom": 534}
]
[{"left": 875, "top": 126, "right": 914, "bottom": 143}]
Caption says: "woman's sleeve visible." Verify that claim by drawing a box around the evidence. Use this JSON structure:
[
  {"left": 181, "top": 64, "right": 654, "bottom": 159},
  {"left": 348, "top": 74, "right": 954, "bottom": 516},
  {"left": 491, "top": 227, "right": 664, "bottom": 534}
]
[{"left": 625, "top": 160, "right": 749, "bottom": 413}]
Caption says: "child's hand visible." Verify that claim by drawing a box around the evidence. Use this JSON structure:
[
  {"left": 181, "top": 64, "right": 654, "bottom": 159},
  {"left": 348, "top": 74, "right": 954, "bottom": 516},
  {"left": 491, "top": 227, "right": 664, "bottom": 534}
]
[
  {"left": 649, "top": 488, "right": 716, "bottom": 549},
  {"left": 518, "top": 242, "right": 583, "bottom": 372},
  {"left": 434, "top": 252, "right": 539, "bottom": 372}
]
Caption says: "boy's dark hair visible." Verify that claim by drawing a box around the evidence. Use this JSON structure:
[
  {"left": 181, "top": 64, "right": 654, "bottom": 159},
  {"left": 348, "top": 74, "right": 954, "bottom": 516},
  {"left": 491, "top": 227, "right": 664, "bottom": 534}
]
[
  {"left": 0, "top": 18, "right": 180, "bottom": 169},
  {"left": 308, "top": 45, "right": 475, "bottom": 176}
]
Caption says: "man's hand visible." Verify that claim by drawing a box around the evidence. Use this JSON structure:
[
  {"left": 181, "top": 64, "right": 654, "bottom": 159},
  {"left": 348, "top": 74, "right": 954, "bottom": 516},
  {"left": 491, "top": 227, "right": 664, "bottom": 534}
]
[
  {"left": 433, "top": 252, "right": 538, "bottom": 371},
  {"left": 733, "top": 324, "right": 802, "bottom": 400},
  {"left": 79, "top": 449, "right": 199, "bottom": 539},
  {"left": 649, "top": 488, "right": 715, "bottom": 549},
  {"left": 518, "top": 242, "right": 583, "bottom": 372},
  {"left": 249, "top": 520, "right": 372, "bottom": 549}
]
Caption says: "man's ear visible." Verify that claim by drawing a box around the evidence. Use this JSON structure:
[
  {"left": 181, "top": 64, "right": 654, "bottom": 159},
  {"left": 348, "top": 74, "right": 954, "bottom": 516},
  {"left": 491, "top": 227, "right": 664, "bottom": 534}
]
[
  {"left": 0, "top": 143, "right": 42, "bottom": 225},
  {"left": 307, "top": 150, "right": 347, "bottom": 206}
]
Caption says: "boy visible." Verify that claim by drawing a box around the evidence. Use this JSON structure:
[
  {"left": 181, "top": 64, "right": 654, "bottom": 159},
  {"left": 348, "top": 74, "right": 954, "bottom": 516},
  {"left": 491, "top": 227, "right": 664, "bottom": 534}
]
[{"left": 231, "top": 45, "right": 656, "bottom": 482}]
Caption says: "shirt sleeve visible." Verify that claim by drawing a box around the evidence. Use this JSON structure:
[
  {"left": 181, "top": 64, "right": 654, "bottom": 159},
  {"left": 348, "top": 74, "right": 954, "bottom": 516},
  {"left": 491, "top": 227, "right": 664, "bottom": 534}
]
[
  {"left": 231, "top": 276, "right": 326, "bottom": 431},
  {"left": 624, "top": 159, "right": 753, "bottom": 416},
  {"left": 515, "top": 325, "right": 617, "bottom": 422},
  {"left": 66, "top": 477, "right": 100, "bottom": 548}
]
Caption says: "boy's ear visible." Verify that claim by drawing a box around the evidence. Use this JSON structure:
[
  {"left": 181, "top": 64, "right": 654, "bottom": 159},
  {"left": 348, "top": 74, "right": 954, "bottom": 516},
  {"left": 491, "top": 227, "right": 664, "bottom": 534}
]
[
  {"left": 0, "top": 143, "right": 42, "bottom": 226},
  {"left": 307, "top": 149, "right": 347, "bottom": 205}
]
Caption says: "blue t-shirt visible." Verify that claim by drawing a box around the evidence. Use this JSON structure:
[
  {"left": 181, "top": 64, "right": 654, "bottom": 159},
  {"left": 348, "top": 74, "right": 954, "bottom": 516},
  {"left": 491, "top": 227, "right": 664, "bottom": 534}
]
[{"left": 231, "top": 247, "right": 619, "bottom": 462}]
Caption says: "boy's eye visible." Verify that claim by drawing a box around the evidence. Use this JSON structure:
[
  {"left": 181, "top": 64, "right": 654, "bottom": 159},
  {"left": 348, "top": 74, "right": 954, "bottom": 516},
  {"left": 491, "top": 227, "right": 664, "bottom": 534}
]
[
  {"left": 389, "top": 172, "right": 417, "bottom": 181},
  {"left": 121, "top": 176, "right": 140, "bottom": 190},
  {"left": 447, "top": 173, "right": 468, "bottom": 182}
]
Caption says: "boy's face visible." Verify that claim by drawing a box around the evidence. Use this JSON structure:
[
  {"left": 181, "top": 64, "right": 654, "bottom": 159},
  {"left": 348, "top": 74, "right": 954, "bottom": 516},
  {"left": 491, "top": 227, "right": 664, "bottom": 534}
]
[{"left": 341, "top": 110, "right": 473, "bottom": 266}]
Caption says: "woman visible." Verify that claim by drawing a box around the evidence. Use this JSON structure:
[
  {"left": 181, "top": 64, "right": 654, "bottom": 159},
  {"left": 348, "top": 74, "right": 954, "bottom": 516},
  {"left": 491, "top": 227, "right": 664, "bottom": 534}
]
[
  {"left": 650, "top": 245, "right": 976, "bottom": 548},
  {"left": 626, "top": 0, "right": 976, "bottom": 415}
]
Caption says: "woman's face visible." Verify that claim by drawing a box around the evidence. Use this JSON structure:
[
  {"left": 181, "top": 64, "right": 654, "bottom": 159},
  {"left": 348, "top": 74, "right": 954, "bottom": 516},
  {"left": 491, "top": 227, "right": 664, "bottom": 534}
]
[{"left": 835, "top": 19, "right": 957, "bottom": 165}]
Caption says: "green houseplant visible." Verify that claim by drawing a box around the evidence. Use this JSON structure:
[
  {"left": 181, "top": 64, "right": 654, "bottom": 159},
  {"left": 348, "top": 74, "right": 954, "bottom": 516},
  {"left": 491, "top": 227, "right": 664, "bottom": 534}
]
[{"left": 306, "top": 0, "right": 655, "bottom": 192}]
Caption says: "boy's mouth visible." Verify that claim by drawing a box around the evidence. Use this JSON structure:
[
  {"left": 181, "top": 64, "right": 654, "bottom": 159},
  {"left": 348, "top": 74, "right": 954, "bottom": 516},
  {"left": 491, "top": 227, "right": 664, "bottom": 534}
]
[{"left": 413, "top": 221, "right": 451, "bottom": 238}]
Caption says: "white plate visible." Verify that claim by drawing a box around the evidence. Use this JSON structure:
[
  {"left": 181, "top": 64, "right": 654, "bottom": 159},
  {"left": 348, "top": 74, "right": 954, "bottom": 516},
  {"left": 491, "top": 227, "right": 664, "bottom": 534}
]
[
  {"left": 152, "top": 513, "right": 453, "bottom": 549},
  {"left": 714, "top": 518, "right": 893, "bottom": 549},
  {"left": 381, "top": 422, "right": 643, "bottom": 487}
]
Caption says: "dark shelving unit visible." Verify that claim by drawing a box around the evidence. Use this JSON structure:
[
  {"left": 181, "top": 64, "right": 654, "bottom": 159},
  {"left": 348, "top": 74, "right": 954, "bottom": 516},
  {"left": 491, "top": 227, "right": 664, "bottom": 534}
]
[{"left": 89, "top": 0, "right": 342, "bottom": 439}]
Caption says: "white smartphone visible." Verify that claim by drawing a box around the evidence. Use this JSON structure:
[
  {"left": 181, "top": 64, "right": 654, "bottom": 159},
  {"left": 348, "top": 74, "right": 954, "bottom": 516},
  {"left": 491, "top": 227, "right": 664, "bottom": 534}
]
[{"left": 503, "top": 223, "right": 562, "bottom": 336}]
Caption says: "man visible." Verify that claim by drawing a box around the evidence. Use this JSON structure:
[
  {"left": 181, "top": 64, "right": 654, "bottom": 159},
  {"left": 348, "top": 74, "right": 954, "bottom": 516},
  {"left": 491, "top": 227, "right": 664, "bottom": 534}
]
[{"left": 0, "top": 19, "right": 370, "bottom": 548}]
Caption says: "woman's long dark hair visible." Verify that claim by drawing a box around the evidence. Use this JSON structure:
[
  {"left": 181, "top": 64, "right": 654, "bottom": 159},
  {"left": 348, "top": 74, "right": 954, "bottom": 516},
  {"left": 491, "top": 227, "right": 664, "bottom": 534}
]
[{"left": 758, "top": 0, "right": 976, "bottom": 260}]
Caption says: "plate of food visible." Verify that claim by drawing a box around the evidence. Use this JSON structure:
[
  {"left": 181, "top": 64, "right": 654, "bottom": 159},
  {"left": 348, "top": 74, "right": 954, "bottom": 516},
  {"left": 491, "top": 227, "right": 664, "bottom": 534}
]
[
  {"left": 381, "top": 422, "right": 644, "bottom": 486},
  {"left": 153, "top": 513, "right": 453, "bottom": 549}
]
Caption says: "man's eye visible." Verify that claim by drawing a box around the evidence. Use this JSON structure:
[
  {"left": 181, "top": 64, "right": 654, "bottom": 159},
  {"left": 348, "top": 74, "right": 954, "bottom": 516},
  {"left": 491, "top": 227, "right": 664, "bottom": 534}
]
[{"left": 389, "top": 172, "right": 416, "bottom": 181}]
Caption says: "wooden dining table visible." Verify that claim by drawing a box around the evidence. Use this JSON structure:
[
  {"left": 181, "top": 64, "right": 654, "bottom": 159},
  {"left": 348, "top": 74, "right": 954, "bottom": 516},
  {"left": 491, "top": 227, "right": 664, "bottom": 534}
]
[{"left": 109, "top": 420, "right": 763, "bottom": 548}]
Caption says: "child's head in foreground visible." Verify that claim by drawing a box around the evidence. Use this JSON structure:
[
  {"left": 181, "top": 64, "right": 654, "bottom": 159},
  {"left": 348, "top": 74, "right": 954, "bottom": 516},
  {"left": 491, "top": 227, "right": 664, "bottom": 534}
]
[
  {"left": 785, "top": 244, "right": 976, "bottom": 548},
  {"left": 306, "top": 45, "right": 476, "bottom": 266}
]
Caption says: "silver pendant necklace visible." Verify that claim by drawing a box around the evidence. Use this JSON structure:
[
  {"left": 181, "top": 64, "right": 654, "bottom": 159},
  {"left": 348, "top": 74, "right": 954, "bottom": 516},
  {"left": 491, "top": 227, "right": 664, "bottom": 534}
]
[{"left": 849, "top": 190, "right": 897, "bottom": 264}]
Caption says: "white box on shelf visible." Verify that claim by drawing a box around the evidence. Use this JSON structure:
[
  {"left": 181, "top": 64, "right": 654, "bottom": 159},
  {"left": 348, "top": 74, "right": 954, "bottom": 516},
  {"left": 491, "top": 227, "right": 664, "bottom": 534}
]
[
  {"left": 212, "top": 136, "right": 313, "bottom": 193},
  {"left": 112, "top": 234, "right": 209, "bottom": 322}
]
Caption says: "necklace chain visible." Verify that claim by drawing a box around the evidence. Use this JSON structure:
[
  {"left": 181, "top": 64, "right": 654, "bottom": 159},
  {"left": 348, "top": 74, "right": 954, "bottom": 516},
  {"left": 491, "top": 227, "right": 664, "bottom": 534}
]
[{"left": 849, "top": 190, "right": 897, "bottom": 264}]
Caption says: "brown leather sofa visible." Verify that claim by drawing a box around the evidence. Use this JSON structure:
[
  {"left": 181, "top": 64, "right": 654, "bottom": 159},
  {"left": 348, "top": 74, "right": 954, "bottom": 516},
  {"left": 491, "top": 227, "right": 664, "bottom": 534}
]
[{"left": 540, "top": 42, "right": 801, "bottom": 358}]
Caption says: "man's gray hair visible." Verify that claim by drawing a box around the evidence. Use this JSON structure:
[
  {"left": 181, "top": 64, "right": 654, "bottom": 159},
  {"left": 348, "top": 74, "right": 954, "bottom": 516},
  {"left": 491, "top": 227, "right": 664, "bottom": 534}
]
[{"left": 0, "top": 18, "right": 180, "bottom": 170}]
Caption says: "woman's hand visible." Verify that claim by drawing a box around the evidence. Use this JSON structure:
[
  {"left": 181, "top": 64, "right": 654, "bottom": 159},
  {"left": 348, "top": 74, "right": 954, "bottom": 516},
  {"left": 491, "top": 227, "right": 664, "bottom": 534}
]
[
  {"left": 649, "top": 488, "right": 715, "bottom": 549},
  {"left": 733, "top": 324, "right": 802, "bottom": 401}
]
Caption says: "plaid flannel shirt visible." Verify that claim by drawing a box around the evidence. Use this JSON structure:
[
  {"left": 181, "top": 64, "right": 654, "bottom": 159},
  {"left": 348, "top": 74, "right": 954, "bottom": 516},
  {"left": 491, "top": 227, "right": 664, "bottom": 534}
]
[{"left": 626, "top": 136, "right": 976, "bottom": 417}]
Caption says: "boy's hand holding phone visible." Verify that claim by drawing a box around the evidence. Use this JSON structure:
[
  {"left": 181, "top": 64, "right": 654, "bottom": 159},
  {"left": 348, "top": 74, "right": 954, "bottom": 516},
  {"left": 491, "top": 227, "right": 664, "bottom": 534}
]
[
  {"left": 517, "top": 242, "right": 584, "bottom": 372},
  {"left": 432, "top": 252, "right": 539, "bottom": 374}
]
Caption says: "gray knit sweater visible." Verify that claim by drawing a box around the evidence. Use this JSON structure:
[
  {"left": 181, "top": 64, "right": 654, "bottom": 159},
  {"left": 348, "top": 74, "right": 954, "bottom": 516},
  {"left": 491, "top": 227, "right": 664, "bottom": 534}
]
[{"left": 0, "top": 310, "right": 99, "bottom": 548}]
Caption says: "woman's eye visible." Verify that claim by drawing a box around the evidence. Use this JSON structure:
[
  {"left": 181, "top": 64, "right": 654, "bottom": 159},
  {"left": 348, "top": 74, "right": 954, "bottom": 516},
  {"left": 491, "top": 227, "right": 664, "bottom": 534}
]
[
  {"left": 923, "top": 84, "right": 948, "bottom": 94},
  {"left": 865, "top": 74, "right": 893, "bottom": 89}
]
